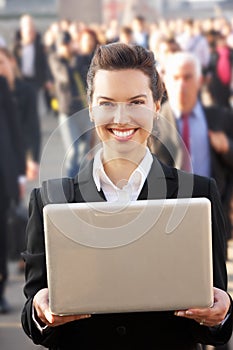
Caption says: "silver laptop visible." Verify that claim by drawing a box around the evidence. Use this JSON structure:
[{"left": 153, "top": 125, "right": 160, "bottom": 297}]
[{"left": 43, "top": 198, "right": 213, "bottom": 315}]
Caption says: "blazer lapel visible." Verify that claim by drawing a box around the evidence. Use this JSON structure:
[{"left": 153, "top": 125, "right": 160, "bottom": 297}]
[
  {"left": 139, "top": 156, "right": 178, "bottom": 200},
  {"left": 74, "top": 160, "right": 106, "bottom": 202},
  {"left": 75, "top": 156, "right": 179, "bottom": 203}
]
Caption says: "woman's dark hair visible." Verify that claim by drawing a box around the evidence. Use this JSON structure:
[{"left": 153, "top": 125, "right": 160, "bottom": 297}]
[{"left": 87, "top": 42, "right": 165, "bottom": 103}]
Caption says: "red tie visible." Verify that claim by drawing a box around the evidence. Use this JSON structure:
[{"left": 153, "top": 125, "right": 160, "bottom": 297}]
[{"left": 181, "top": 113, "right": 191, "bottom": 172}]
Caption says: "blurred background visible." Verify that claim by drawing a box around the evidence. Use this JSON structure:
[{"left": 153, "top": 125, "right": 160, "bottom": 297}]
[{"left": 0, "top": 0, "right": 233, "bottom": 349}]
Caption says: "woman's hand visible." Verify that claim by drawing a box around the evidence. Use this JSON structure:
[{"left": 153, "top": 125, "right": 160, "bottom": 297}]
[
  {"left": 175, "top": 287, "right": 231, "bottom": 327},
  {"left": 33, "top": 288, "right": 91, "bottom": 327}
]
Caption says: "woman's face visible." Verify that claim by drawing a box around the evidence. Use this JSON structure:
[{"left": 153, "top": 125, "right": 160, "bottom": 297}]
[{"left": 91, "top": 69, "right": 159, "bottom": 160}]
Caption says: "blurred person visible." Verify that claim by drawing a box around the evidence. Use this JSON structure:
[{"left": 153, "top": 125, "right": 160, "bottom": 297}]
[
  {"left": 48, "top": 31, "right": 93, "bottom": 176},
  {"left": 148, "top": 21, "right": 162, "bottom": 54},
  {"left": 89, "top": 23, "right": 107, "bottom": 45},
  {"left": 205, "top": 33, "right": 233, "bottom": 109},
  {"left": 176, "top": 18, "right": 210, "bottom": 71},
  {"left": 118, "top": 26, "right": 135, "bottom": 45},
  {"left": 13, "top": 14, "right": 50, "bottom": 96},
  {"left": 13, "top": 14, "right": 50, "bottom": 155},
  {"left": 60, "top": 18, "right": 71, "bottom": 34},
  {"left": 160, "top": 52, "right": 233, "bottom": 243},
  {"left": 105, "top": 19, "right": 119, "bottom": 43},
  {"left": 43, "top": 23, "right": 61, "bottom": 55},
  {"left": 76, "top": 28, "right": 99, "bottom": 86},
  {"left": 21, "top": 43, "right": 233, "bottom": 349},
  {"left": 155, "top": 36, "right": 181, "bottom": 76},
  {"left": 131, "top": 15, "right": 149, "bottom": 49},
  {"left": 43, "top": 23, "right": 62, "bottom": 115},
  {"left": 69, "top": 21, "right": 81, "bottom": 54},
  {"left": 0, "top": 76, "right": 26, "bottom": 313},
  {"left": 0, "top": 47, "right": 40, "bottom": 181}
]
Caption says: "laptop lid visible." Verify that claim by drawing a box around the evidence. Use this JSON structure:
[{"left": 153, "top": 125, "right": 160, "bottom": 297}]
[{"left": 43, "top": 197, "right": 213, "bottom": 315}]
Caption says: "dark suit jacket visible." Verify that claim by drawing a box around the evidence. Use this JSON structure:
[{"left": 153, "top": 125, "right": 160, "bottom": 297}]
[
  {"left": 154, "top": 102, "right": 233, "bottom": 238},
  {"left": 13, "top": 79, "right": 41, "bottom": 162},
  {"left": 0, "top": 76, "right": 25, "bottom": 200},
  {"left": 21, "top": 157, "right": 232, "bottom": 350},
  {"left": 155, "top": 102, "right": 233, "bottom": 197},
  {"left": 13, "top": 33, "right": 49, "bottom": 88}
]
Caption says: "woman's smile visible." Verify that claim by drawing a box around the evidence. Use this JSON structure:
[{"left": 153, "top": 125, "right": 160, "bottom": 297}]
[{"left": 109, "top": 127, "right": 139, "bottom": 141}]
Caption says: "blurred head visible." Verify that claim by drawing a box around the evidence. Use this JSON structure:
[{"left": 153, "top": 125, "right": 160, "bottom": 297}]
[
  {"left": 20, "top": 14, "right": 36, "bottom": 44},
  {"left": 87, "top": 43, "right": 164, "bottom": 158},
  {"left": 60, "top": 19, "right": 71, "bottom": 32},
  {"left": 119, "top": 26, "right": 134, "bottom": 45},
  {"left": 56, "top": 31, "right": 72, "bottom": 58},
  {"left": 78, "top": 29, "right": 99, "bottom": 55},
  {"left": 157, "top": 37, "right": 180, "bottom": 63},
  {"left": 183, "top": 18, "right": 194, "bottom": 35},
  {"left": 163, "top": 52, "right": 202, "bottom": 114},
  {"left": 132, "top": 16, "right": 146, "bottom": 33}
]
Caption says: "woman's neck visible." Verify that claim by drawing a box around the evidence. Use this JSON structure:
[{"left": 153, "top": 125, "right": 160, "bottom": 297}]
[{"left": 102, "top": 148, "right": 146, "bottom": 188}]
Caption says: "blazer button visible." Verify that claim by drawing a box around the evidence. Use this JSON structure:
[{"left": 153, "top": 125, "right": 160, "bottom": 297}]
[{"left": 116, "top": 326, "right": 126, "bottom": 336}]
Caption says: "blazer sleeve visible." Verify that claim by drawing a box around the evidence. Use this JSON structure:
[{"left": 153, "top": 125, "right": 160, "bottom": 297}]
[
  {"left": 190, "top": 177, "right": 233, "bottom": 346},
  {"left": 21, "top": 188, "right": 65, "bottom": 347}
]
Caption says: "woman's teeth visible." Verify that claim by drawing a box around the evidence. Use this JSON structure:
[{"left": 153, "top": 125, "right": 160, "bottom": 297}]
[{"left": 112, "top": 129, "right": 135, "bottom": 138}]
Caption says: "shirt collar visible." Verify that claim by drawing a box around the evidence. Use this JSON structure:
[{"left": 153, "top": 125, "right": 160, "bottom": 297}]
[
  {"left": 173, "top": 100, "right": 202, "bottom": 120},
  {"left": 93, "top": 147, "right": 153, "bottom": 195}
]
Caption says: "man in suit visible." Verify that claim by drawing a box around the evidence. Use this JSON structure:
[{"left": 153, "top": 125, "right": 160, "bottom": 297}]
[
  {"left": 13, "top": 14, "right": 49, "bottom": 92},
  {"left": 154, "top": 51, "right": 233, "bottom": 242},
  {"left": 13, "top": 14, "right": 50, "bottom": 161},
  {"left": 0, "top": 76, "right": 25, "bottom": 313}
]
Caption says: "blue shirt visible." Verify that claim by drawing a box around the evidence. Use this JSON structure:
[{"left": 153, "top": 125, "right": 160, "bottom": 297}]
[{"left": 175, "top": 101, "right": 211, "bottom": 177}]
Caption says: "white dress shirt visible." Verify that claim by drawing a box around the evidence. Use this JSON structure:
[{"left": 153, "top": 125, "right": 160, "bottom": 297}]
[
  {"left": 93, "top": 147, "right": 153, "bottom": 202},
  {"left": 21, "top": 43, "right": 35, "bottom": 77}
]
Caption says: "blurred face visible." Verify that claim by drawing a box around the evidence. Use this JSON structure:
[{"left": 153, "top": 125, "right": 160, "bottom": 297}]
[
  {"left": 79, "top": 33, "right": 96, "bottom": 54},
  {"left": 91, "top": 69, "right": 159, "bottom": 161},
  {"left": 0, "top": 52, "right": 14, "bottom": 86},
  {"left": 164, "top": 60, "right": 201, "bottom": 114},
  {"left": 20, "top": 16, "right": 35, "bottom": 44}
]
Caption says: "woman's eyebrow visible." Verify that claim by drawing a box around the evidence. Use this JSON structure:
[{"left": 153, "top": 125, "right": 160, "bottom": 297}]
[
  {"left": 127, "top": 94, "right": 147, "bottom": 101},
  {"left": 97, "top": 94, "right": 147, "bottom": 102},
  {"left": 97, "top": 96, "right": 115, "bottom": 102}
]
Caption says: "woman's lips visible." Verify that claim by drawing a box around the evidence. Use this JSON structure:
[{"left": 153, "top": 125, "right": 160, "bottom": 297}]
[{"left": 110, "top": 128, "right": 137, "bottom": 140}]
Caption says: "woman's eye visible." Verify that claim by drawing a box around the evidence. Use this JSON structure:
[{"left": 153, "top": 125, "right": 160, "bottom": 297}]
[
  {"left": 99, "top": 101, "right": 115, "bottom": 108},
  {"left": 131, "top": 100, "right": 145, "bottom": 105}
]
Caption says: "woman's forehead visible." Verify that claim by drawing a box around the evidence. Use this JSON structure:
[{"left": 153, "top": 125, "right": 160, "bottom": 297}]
[{"left": 93, "top": 69, "right": 151, "bottom": 99}]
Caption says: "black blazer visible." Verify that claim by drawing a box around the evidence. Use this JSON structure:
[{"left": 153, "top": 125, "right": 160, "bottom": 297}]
[{"left": 21, "top": 157, "right": 232, "bottom": 350}]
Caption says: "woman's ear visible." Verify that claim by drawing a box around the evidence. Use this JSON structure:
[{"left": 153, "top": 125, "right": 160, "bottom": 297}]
[
  {"left": 154, "top": 102, "right": 161, "bottom": 120},
  {"left": 155, "top": 101, "right": 161, "bottom": 113}
]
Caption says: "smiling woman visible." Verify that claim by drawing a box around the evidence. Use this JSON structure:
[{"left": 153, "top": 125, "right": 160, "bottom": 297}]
[
  {"left": 87, "top": 44, "right": 163, "bottom": 183},
  {"left": 21, "top": 43, "right": 233, "bottom": 350}
]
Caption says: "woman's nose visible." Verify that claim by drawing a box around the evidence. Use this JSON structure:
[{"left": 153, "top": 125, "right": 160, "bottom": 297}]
[{"left": 113, "top": 103, "right": 131, "bottom": 124}]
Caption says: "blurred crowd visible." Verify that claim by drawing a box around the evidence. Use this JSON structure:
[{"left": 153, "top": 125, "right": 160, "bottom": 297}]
[{"left": 0, "top": 12, "right": 233, "bottom": 322}]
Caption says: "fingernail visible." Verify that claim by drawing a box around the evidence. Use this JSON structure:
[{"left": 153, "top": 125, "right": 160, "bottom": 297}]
[
  {"left": 186, "top": 311, "right": 193, "bottom": 315},
  {"left": 45, "top": 310, "right": 53, "bottom": 323},
  {"left": 176, "top": 311, "right": 185, "bottom": 317}
]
